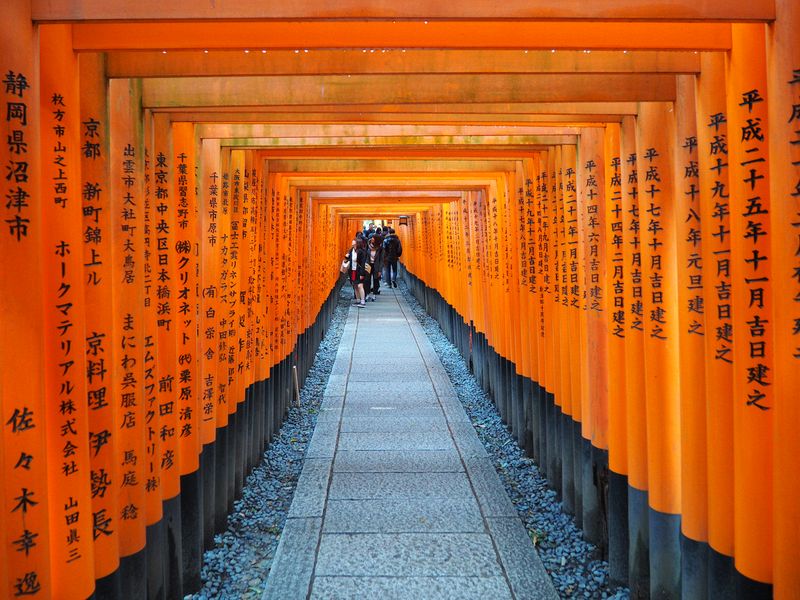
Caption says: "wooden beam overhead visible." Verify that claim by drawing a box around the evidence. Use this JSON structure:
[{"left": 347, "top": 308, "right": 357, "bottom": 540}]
[
  {"left": 162, "top": 112, "right": 624, "bottom": 125},
  {"left": 72, "top": 21, "right": 732, "bottom": 51},
  {"left": 155, "top": 102, "right": 640, "bottom": 115},
  {"left": 255, "top": 148, "right": 554, "bottom": 159},
  {"left": 197, "top": 123, "right": 584, "bottom": 138},
  {"left": 142, "top": 74, "right": 676, "bottom": 107},
  {"left": 313, "top": 191, "right": 464, "bottom": 198},
  {"left": 106, "top": 49, "right": 701, "bottom": 78},
  {"left": 267, "top": 159, "right": 520, "bottom": 172},
  {"left": 221, "top": 135, "right": 576, "bottom": 147},
  {"left": 33, "top": 0, "right": 775, "bottom": 22}
]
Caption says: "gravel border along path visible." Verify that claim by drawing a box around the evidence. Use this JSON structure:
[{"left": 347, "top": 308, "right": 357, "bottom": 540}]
[
  {"left": 188, "top": 285, "right": 352, "bottom": 600},
  {"left": 399, "top": 281, "right": 630, "bottom": 600}
]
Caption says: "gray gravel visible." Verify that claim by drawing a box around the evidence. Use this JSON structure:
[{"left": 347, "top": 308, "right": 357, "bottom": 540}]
[
  {"left": 187, "top": 285, "right": 351, "bottom": 600},
  {"left": 398, "top": 280, "right": 630, "bottom": 600}
]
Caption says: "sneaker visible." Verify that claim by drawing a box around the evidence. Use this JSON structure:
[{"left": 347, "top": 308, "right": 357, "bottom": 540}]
[
  {"left": 358, "top": 301, "right": 365, "bottom": 308},
  {"left": 375, "top": 290, "right": 381, "bottom": 295},
  {"left": 393, "top": 281, "right": 398, "bottom": 288}
]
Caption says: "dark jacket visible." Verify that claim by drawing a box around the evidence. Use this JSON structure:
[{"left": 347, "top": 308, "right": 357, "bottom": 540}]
[
  {"left": 383, "top": 234, "right": 402, "bottom": 261},
  {"left": 346, "top": 247, "right": 367, "bottom": 279}
]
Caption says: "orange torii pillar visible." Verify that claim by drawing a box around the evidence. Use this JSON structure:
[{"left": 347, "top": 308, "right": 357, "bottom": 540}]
[
  {"left": 695, "top": 51, "right": 737, "bottom": 599},
  {"left": 198, "top": 136, "right": 222, "bottom": 550},
  {"left": 620, "top": 114, "right": 650, "bottom": 596},
  {"left": 637, "top": 101, "right": 681, "bottom": 599},
  {"left": 172, "top": 121, "right": 203, "bottom": 590},
  {"left": 1, "top": 5, "right": 51, "bottom": 598},
  {"left": 151, "top": 111, "right": 184, "bottom": 599},
  {"left": 767, "top": 1, "right": 800, "bottom": 599},
  {"left": 40, "top": 24, "right": 96, "bottom": 600},
  {"left": 78, "top": 51, "right": 120, "bottom": 599},
  {"left": 141, "top": 108, "right": 166, "bottom": 598},
  {"left": 674, "top": 73, "right": 709, "bottom": 600},
  {"left": 561, "top": 146, "right": 581, "bottom": 520},
  {"left": 552, "top": 146, "right": 572, "bottom": 513},
  {"left": 726, "top": 23, "right": 774, "bottom": 599},
  {"left": 215, "top": 146, "right": 235, "bottom": 532},
  {"left": 577, "top": 127, "right": 607, "bottom": 547},
  {"left": 603, "top": 123, "right": 629, "bottom": 586}
]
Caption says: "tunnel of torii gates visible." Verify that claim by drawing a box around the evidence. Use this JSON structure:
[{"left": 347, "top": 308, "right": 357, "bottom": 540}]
[{"left": 0, "top": 0, "right": 799, "bottom": 599}]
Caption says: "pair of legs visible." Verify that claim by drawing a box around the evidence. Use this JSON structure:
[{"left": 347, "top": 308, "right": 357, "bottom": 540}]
[
  {"left": 386, "top": 259, "right": 399, "bottom": 286},
  {"left": 350, "top": 271, "right": 366, "bottom": 305},
  {"left": 368, "top": 268, "right": 381, "bottom": 296}
]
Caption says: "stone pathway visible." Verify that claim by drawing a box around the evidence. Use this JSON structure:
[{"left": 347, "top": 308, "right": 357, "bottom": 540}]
[{"left": 263, "top": 287, "right": 558, "bottom": 600}]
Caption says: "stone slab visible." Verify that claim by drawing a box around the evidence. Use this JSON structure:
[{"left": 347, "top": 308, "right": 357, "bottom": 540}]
[
  {"left": 449, "top": 421, "right": 490, "bottom": 459},
  {"left": 343, "top": 392, "right": 440, "bottom": 404},
  {"left": 261, "top": 517, "right": 321, "bottom": 600},
  {"left": 314, "top": 533, "right": 503, "bottom": 577},
  {"left": 486, "top": 517, "right": 560, "bottom": 599},
  {"left": 305, "top": 423, "right": 339, "bottom": 459},
  {"left": 323, "top": 497, "right": 484, "bottom": 533},
  {"left": 340, "top": 415, "right": 449, "bottom": 433},
  {"left": 310, "top": 576, "right": 513, "bottom": 600},
  {"left": 328, "top": 471, "right": 474, "bottom": 500},
  {"left": 345, "top": 380, "right": 435, "bottom": 394},
  {"left": 287, "top": 458, "right": 332, "bottom": 519},
  {"left": 465, "top": 458, "right": 518, "bottom": 517},
  {"left": 337, "top": 431, "right": 455, "bottom": 452},
  {"left": 333, "top": 449, "right": 463, "bottom": 473}
]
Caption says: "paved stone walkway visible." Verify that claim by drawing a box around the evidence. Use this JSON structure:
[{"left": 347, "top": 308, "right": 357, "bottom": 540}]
[{"left": 264, "top": 287, "right": 558, "bottom": 600}]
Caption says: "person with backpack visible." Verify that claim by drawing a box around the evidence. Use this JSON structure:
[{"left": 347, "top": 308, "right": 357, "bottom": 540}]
[{"left": 382, "top": 227, "right": 402, "bottom": 288}]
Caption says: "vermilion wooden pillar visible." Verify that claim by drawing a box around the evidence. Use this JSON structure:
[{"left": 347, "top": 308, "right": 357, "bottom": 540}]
[
  {"left": 40, "top": 23, "right": 96, "bottom": 600},
  {"left": 109, "top": 76, "right": 147, "bottom": 596},
  {"left": 604, "top": 122, "right": 629, "bottom": 585},
  {"left": 77, "top": 51, "right": 121, "bottom": 597},
  {"left": 637, "top": 101, "right": 682, "bottom": 599},
  {"left": 695, "top": 50, "right": 736, "bottom": 599},
  {"left": 1, "top": 3, "right": 50, "bottom": 597},
  {"left": 674, "top": 73, "right": 709, "bottom": 600},
  {"left": 766, "top": 1, "right": 800, "bottom": 598},
  {"left": 726, "top": 23, "right": 774, "bottom": 598}
]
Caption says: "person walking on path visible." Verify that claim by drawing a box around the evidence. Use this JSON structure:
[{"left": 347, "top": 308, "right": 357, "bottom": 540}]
[
  {"left": 382, "top": 227, "right": 402, "bottom": 288},
  {"left": 365, "top": 235, "right": 383, "bottom": 301},
  {"left": 346, "top": 236, "right": 368, "bottom": 307}
]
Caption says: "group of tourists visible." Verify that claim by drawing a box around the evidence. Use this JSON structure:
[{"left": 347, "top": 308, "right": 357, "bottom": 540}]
[{"left": 342, "top": 223, "right": 403, "bottom": 307}]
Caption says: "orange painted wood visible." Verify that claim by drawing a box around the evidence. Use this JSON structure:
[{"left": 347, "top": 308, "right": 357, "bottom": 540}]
[
  {"left": 620, "top": 115, "right": 647, "bottom": 492},
  {"left": 580, "top": 128, "right": 609, "bottom": 449},
  {"left": 109, "top": 77, "right": 147, "bottom": 555},
  {"left": 105, "top": 49, "right": 702, "bottom": 79},
  {"left": 34, "top": 0, "right": 775, "bottom": 22},
  {"left": 695, "top": 51, "right": 734, "bottom": 559},
  {"left": 72, "top": 21, "right": 732, "bottom": 52},
  {"left": 199, "top": 138, "right": 222, "bottom": 445},
  {"left": 140, "top": 74, "right": 676, "bottom": 108},
  {"left": 726, "top": 23, "right": 774, "bottom": 585},
  {"left": 152, "top": 113, "right": 181, "bottom": 500},
  {"left": 142, "top": 108, "right": 164, "bottom": 525},
  {"left": 40, "top": 24, "right": 96, "bottom": 597},
  {"left": 603, "top": 124, "right": 628, "bottom": 475},
  {"left": 77, "top": 52, "right": 121, "bottom": 578},
  {"left": 674, "top": 74, "right": 708, "bottom": 544},
  {"left": 172, "top": 122, "right": 201, "bottom": 476},
  {"left": 637, "top": 102, "right": 681, "bottom": 516},
  {"left": 767, "top": 1, "right": 800, "bottom": 596}
]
